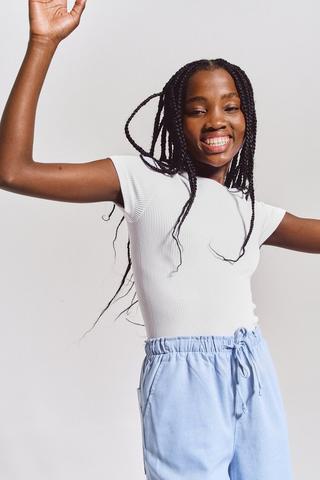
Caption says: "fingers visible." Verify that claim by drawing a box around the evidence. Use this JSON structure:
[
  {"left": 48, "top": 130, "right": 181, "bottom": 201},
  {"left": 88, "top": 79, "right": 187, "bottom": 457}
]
[{"left": 70, "top": 0, "right": 87, "bottom": 22}]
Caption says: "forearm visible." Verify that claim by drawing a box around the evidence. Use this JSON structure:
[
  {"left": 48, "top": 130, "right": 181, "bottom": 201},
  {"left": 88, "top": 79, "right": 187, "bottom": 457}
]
[{"left": 0, "top": 36, "right": 58, "bottom": 183}]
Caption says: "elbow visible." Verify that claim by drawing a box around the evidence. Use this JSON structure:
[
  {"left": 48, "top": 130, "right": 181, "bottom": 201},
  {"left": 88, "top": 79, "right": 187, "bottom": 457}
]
[
  {"left": 0, "top": 160, "right": 33, "bottom": 187},
  {"left": 0, "top": 150, "right": 35, "bottom": 186},
  {"left": 0, "top": 174, "right": 10, "bottom": 187},
  {"left": 0, "top": 170, "right": 15, "bottom": 187}
]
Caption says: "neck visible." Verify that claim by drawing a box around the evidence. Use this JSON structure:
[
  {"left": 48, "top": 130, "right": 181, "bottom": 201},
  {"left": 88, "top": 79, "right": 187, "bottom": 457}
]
[{"left": 194, "top": 160, "right": 229, "bottom": 185}]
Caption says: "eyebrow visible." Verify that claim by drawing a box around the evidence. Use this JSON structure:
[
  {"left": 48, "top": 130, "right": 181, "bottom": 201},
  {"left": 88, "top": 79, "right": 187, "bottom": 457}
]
[{"left": 185, "top": 92, "right": 239, "bottom": 104}]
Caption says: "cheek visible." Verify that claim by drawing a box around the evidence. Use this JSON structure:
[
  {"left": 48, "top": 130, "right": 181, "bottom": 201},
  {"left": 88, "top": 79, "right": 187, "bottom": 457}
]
[
  {"left": 183, "top": 122, "right": 196, "bottom": 143},
  {"left": 239, "top": 114, "right": 246, "bottom": 135},
  {"left": 237, "top": 126, "right": 246, "bottom": 140},
  {"left": 235, "top": 117, "right": 246, "bottom": 141}
]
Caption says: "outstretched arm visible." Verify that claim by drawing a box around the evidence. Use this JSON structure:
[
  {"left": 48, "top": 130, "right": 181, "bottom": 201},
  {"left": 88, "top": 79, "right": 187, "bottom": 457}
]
[{"left": 262, "top": 212, "right": 320, "bottom": 254}]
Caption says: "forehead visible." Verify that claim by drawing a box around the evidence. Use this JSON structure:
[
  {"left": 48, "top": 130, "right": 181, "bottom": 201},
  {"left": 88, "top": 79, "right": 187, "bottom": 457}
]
[{"left": 184, "top": 68, "right": 239, "bottom": 99}]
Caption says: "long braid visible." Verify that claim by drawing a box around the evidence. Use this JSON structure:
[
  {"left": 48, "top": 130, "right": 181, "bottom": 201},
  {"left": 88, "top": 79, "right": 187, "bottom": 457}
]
[
  {"left": 79, "top": 58, "right": 258, "bottom": 339},
  {"left": 205, "top": 59, "right": 257, "bottom": 262}
]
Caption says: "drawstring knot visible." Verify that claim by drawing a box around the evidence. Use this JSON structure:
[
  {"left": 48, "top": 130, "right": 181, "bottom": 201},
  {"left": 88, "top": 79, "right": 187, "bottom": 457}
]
[{"left": 225, "top": 327, "right": 263, "bottom": 418}]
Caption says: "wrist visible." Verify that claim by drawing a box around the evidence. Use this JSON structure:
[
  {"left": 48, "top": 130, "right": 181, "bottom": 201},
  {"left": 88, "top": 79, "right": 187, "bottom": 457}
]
[{"left": 28, "top": 33, "right": 60, "bottom": 51}]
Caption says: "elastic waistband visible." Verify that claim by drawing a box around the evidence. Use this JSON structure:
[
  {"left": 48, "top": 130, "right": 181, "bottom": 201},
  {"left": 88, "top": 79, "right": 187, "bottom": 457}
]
[{"left": 144, "top": 325, "right": 263, "bottom": 356}]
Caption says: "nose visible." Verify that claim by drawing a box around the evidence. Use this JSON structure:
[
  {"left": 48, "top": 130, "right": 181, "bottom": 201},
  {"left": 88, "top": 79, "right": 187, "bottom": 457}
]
[{"left": 203, "top": 108, "right": 227, "bottom": 130}]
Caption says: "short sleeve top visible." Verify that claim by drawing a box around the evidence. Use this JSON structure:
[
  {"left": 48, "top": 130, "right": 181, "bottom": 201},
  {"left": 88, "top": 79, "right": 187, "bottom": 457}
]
[{"left": 108, "top": 154, "right": 286, "bottom": 337}]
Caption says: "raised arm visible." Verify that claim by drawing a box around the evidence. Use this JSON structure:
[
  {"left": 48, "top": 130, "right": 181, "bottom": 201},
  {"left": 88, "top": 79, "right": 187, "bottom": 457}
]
[{"left": 0, "top": 0, "right": 123, "bottom": 205}]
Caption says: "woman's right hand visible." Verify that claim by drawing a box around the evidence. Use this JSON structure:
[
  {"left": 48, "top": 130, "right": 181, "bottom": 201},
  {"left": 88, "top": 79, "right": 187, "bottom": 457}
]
[{"left": 29, "top": 0, "right": 87, "bottom": 45}]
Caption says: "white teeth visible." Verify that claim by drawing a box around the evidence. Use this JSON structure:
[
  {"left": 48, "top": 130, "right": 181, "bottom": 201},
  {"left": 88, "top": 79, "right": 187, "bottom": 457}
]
[{"left": 203, "top": 136, "right": 230, "bottom": 146}]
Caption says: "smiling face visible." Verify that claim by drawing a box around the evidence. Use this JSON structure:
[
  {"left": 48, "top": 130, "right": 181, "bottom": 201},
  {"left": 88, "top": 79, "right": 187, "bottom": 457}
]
[{"left": 182, "top": 68, "right": 246, "bottom": 183}]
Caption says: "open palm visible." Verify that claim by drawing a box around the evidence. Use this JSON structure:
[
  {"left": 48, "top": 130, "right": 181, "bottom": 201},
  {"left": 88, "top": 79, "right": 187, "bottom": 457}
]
[{"left": 29, "top": 0, "right": 87, "bottom": 44}]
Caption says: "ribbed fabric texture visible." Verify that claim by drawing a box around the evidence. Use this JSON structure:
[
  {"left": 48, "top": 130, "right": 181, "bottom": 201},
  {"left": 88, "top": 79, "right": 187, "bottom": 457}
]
[{"left": 109, "top": 155, "right": 286, "bottom": 338}]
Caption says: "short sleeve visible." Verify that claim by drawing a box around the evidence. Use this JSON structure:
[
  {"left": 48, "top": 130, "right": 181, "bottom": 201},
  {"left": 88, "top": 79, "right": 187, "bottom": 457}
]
[
  {"left": 255, "top": 200, "right": 286, "bottom": 246},
  {"left": 109, "top": 155, "right": 158, "bottom": 223}
]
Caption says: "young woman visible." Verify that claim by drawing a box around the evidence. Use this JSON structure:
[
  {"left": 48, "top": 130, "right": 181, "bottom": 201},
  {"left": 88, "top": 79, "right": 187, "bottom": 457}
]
[{"left": 1, "top": 2, "right": 319, "bottom": 479}]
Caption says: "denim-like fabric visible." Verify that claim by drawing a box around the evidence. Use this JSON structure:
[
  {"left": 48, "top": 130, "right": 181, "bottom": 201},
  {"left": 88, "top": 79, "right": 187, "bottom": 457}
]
[{"left": 136, "top": 325, "right": 294, "bottom": 479}]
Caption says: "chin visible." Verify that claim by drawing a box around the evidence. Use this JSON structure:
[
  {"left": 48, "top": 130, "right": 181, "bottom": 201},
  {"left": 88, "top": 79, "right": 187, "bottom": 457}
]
[{"left": 198, "top": 154, "right": 232, "bottom": 166}]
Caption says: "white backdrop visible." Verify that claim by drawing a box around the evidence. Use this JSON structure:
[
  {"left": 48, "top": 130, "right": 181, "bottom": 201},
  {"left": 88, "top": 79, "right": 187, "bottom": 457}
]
[{"left": 0, "top": 0, "right": 319, "bottom": 478}]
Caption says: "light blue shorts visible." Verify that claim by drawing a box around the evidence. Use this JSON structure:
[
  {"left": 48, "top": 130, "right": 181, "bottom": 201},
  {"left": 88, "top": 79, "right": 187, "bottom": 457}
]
[{"left": 136, "top": 325, "right": 294, "bottom": 479}]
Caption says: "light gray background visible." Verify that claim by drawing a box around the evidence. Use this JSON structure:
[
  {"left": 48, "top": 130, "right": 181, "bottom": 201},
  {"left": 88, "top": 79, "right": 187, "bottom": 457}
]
[{"left": 0, "top": 0, "right": 319, "bottom": 478}]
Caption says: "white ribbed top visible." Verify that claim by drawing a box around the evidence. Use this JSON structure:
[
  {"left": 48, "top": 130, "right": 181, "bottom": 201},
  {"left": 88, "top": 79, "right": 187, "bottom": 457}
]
[{"left": 109, "top": 155, "right": 286, "bottom": 338}]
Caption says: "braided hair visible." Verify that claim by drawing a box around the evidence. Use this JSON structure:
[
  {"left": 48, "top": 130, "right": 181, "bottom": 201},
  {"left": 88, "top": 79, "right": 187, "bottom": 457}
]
[{"left": 79, "top": 58, "right": 257, "bottom": 340}]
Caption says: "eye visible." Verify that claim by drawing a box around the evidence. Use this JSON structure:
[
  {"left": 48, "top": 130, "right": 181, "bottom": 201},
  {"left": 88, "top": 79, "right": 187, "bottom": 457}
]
[
  {"left": 225, "top": 106, "right": 239, "bottom": 112},
  {"left": 189, "top": 110, "right": 206, "bottom": 115}
]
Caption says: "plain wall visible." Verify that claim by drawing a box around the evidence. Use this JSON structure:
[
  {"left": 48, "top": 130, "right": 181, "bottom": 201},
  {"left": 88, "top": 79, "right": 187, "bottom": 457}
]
[{"left": 0, "top": 0, "right": 319, "bottom": 478}]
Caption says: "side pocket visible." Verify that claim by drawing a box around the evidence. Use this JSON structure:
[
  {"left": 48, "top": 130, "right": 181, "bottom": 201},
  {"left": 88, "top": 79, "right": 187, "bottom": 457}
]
[
  {"left": 136, "top": 353, "right": 167, "bottom": 476},
  {"left": 137, "top": 387, "right": 147, "bottom": 475},
  {"left": 142, "top": 354, "right": 166, "bottom": 419}
]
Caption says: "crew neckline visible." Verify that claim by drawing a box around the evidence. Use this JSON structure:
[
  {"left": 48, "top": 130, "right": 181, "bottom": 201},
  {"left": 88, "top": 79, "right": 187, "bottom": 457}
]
[{"left": 179, "top": 171, "right": 240, "bottom": 192}]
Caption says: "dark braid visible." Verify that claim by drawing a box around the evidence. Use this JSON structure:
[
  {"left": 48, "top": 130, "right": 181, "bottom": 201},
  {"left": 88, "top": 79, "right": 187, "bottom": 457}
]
[{"left": 79, "top": 58, "right": 257, "bottom": 340}]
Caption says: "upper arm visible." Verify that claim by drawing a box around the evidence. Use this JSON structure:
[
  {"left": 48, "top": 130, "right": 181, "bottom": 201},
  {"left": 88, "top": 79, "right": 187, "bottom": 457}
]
[
  {"left": 1, "top": 157, "right": 123, "bottom": 204},
  {"left": 261, "top": 211, "right": 289, "bottom": 247},
  {"left": 263, "top": 211, "right": 320, "bottom": 253}
]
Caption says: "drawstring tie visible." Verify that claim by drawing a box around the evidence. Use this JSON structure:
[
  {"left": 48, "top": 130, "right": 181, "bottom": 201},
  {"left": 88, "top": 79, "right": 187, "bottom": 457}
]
[{"left": 225, "top": 327, "right": 263, "bottom": 418}]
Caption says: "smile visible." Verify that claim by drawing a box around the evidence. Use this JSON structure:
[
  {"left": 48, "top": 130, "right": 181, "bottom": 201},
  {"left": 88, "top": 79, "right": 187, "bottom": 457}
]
[
  {"left": 200, "top": 136, "right": 231, "bottom": 153},
  {"left": 202, "top": 136, "right": 230, "bottom": 146}
]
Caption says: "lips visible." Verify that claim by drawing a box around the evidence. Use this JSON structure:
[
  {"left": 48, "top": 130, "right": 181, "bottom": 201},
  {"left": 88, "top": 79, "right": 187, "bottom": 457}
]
[{"left": 200, "top": 135, "right": 232, "bottom": 154}]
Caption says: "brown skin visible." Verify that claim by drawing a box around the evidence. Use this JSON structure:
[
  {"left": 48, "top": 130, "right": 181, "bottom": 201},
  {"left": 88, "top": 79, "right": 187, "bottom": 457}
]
[
  {"left": 0, "top": 2, "right": 319, "bottom": 253},
  {"left": 0, "top": 0, "right": 122, "bottom": 205},
  {"left": 183, "top": 68, "right": 245, "bottom": 185}
]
